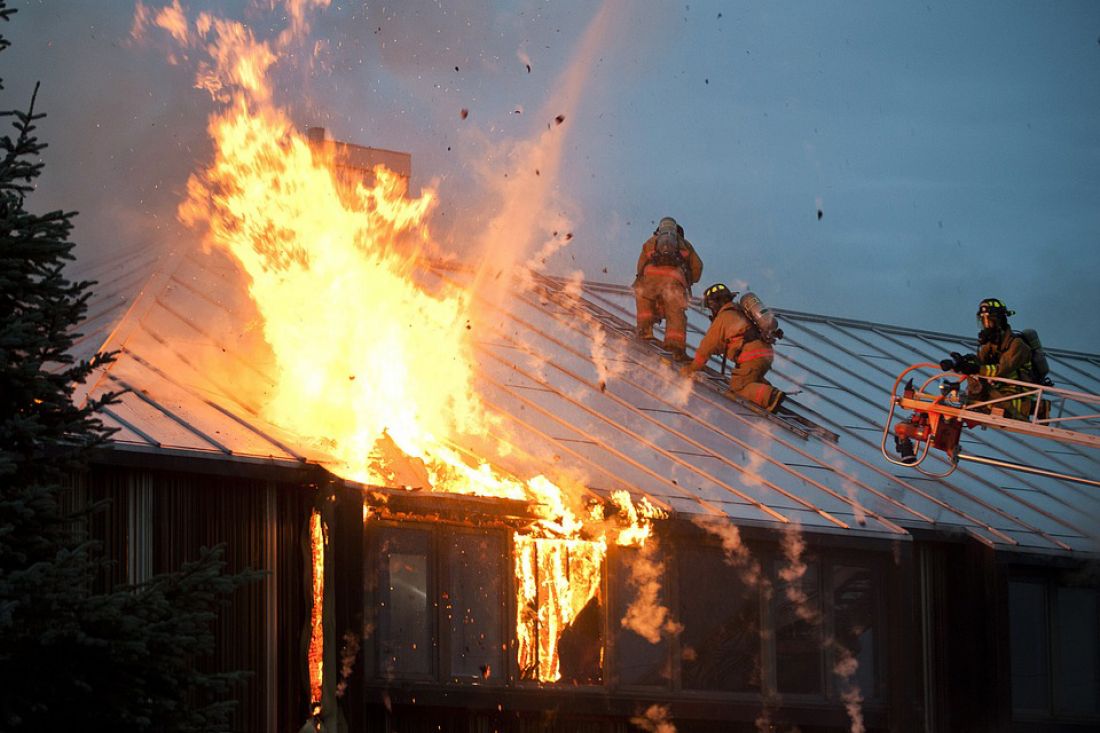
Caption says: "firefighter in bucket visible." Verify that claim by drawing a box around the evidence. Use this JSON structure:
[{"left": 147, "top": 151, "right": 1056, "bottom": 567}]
[
  {"left": 633, "top": 216, "right": 703, "bottom": 361},
  {"left": 680, "top": 283, "right": 786, "bottom": 413},
  {"left": 894, "top": 297, "right": 1051, "bottom": 464},
  {"left": 939, "top": 298, "right": 1040, "bottom": 419}
]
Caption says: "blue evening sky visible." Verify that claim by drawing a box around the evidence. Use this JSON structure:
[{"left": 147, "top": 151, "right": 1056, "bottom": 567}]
[{"left": 7, "top": 1, "right": 1100, "bottom": 352}]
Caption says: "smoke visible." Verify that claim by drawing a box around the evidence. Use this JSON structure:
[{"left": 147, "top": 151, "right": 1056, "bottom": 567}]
[
  {"left": 778, "top": 523, "right": 819, "bottom": 625},
  {"left": 334, "top": 630, "right": 361, "bottom": 699},
  {"left": 558, "top": 270, "right": 627, "bottom": 392},
  {"left": 691, "top": 515, "right": 762, "bottom": 589},
  {"left": 832, "top": 646, "right": 865, "bottom": 733},
  {"left": 619, "top": 538, "right": 683, "bottom": 644},
  {"left": 630, "top": 704, "right": 677, "bottom": 733},
  {"left": 667, "top": 363, "right": 697, "bottom": 408},
  {"left": 464, "top": 0, "right": 620, "bottom": 305},
  {"left": 777, "top": 523, "right": 865, "bottom": 733},
  {"left": 692, "top": 518, "right": 861, "bottom": 733},
  {"left": 827, "top": 456, "right": 868, "bottom": 526}
]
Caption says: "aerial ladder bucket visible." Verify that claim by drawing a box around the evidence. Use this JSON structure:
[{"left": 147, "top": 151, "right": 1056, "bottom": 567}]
[{"left": 880, "top": 363, "right": 1100, "bottom": 487}]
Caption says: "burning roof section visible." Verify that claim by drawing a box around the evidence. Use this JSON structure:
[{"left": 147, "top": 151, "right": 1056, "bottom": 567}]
[{"left": 73, "top": 248, "right": 1100, "bottom": 556}]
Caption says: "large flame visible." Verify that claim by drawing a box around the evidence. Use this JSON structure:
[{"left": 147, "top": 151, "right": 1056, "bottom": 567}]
[
  {"left": 180, "top": 95, "right": 492, "bottom": 488},
  {"left": 139, "top": 0, "right": 667, "bottom": 687}
]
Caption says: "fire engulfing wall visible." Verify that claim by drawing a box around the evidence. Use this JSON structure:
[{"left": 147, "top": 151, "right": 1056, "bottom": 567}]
[{"left": 299, "top": 484, "right": 911, "bottom": 733}]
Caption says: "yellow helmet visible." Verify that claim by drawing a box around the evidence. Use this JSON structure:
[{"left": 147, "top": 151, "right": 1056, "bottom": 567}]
[
  {"left": 703, "top": 283, "right": 736, "bottom": 316},
  {"left": 977, "top": 298, "right": 1014, "bottom": 330}
]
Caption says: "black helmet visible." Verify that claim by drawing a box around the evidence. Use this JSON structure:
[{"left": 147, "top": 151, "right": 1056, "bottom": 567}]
[
  {"left": 703, "top": 283, "right": 736, "bottom": 318},
  {"left": 976, "top": 297, "right": 1014, "bottom": 330}
]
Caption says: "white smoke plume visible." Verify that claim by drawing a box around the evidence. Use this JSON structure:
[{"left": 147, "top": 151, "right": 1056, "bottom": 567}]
[
  {"left": 468, "top": 1, "right": 619, "bottom": 306},
  {"left": 832, "top": 645, "right": 865, "bottom": 733},
  {"left": 691, "top": 515, "right": 762, "bottom": 589},
  {"left": 558, "top": 270, "right": 627, "bottom": 392},
  {"left": 830, "top": 458, "right": 868, "bottom": 527},
  {"left": 778, "top": 523, "right": 819, "bottom": 625},
  {"left": 630, "top": 704, "right": 677, "bottom": 733},
  {"left": 620, "top": 538, "right": 683, "bottom": 644},
  {"left": 668, "top": 363, "right": 697, "bottom": 408},
  {"left": 778, "top": 524, "right": 865, "bottom": 732},
  {"left": 334, "top": 630, "right": 361, "bottom": 699}
]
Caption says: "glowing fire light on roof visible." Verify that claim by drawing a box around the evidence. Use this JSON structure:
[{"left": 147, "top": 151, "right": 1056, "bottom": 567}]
[{"left": 137, "top": 0, "right": 668, "bottom": 686}]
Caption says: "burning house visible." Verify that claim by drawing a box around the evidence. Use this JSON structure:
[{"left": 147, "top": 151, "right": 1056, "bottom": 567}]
[
  {"left": 70, "top": 145, "right": 1100, "bottom": 731},
  {"left": 64, "top": 5, "right": 1098, "bottom": 732}
]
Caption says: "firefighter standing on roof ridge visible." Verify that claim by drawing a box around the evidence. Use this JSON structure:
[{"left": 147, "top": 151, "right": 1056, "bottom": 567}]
[
  {"left": 680, "top": 283, "right": 786, "bottom": 413},
  {"left": 633, "top": 216, "right": 703, "bottom": 361},
  {"left": 940, "top": 298, "right": 1033, "bottom": 418}
]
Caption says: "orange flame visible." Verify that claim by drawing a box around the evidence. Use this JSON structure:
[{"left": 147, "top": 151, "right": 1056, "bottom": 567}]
[
  {"left": 515, "top": 535, "right": 605, "bottom": 682},
  {"left": 140, "top": 0, "right": 670, "bottom": 685},
  {"left": 308, "top": 509, "right": 325, "bottom": 704}
]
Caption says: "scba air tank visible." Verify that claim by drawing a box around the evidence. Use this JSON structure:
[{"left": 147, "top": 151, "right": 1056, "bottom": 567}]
[{"left": 739, "top": 292, "right": 779, "bottom": 340}]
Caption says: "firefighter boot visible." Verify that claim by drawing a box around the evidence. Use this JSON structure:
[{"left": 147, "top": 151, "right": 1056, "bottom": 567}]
[
  {"left": 894, "top": 436, "right": 917, "bottom": 465},
  {"left": 766, "top": 390, "right": 786, "bottom": 413}
]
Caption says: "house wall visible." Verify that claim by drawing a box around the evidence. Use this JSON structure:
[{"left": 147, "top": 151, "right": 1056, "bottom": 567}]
[
  {"left": 77, "top": 460, "right": 1098, "bottom": 733},
  {"left": 350, "top": 514, "right": 917, "bottom": 733},
  {"left": 915, "top": 538, "right": 1100, "bottom": 733},
  {"left": 83, "top": 460, "right": 317, "bottom": 733}
]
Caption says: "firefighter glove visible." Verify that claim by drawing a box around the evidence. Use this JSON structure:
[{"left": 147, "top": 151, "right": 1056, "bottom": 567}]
[{"left": 954, "top": 353, "right": 980, "bottom": 375}]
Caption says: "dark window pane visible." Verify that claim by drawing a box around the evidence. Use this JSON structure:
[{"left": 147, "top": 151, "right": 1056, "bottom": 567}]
[
  {"left": 775, "top": 560, "right": 823, "bottom": 695},
  {"left": 833, "top": 565, "right": 876, "bottom": 698},
  {"left": 1009, "top": 580, "right": 1050, "bottom": 713},
  {"left": 679, "top": 546, "right": 760, "bottom": 692},
  {"left": 446, "top": 532, "right": 503, "bottom": 683},
  {"left": 613, "top": 546, "right": 671, "bottom": 687},
  {"left": 1053, "top": 587, "right": 1099, "bottom": 716},
  {"left": 377, "top": 527, "right": 431, "bottom": 677}
]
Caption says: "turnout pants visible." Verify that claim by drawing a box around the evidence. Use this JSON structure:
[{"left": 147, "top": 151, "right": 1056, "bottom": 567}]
[
  {"left": 965, "top": 378, "right": 1046, "bottom": 421},
  {"left": 634, "top": 270, "right": 688, "bottom": 351},
  {"left": 727, "top": 341, "right": 783, "bottom": 410}
]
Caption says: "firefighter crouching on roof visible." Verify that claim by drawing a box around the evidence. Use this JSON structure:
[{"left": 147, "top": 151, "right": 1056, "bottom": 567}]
[
  {"left": 680, "top": 283, "right": 786, "bottom": 413},
  {"left": 940, "top": 298, "right": 1035, "bottom": 419},
  {"left": 633, "top": 216, "right": 703, "bottom": 361}
]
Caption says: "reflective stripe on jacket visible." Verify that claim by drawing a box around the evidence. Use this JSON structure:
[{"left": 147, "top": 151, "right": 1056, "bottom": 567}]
[
  {"left": 736, "top": 346, "right": 774, "bottom": 364},
  {"left": 977, "top": 331, "right": 1031, "bottom": 381},
  {"left": 691, "top": 302, "right": 753, "bottom": 370}
]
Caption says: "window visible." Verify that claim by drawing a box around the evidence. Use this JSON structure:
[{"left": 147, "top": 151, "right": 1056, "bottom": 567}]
[
  {"left": 773, "top": 560, "right": 823, "bottom": 695},
  {"left": 1009, "top": 580, "right": 1050, "bottom": 712},
  {"left": 444, "top": 532, "right": 504, "bottom": 683},
  {"left": 833, "top": 564, "right": 877, "bottom": 698},
  {"left": 375, "top": 526, "right": 432, "bottom": 678},
  {"left": 678, "top": 545, "right": 761, "bottom": 692},
  {"left": 1009, "top": 579, "right": 1100, "bottom": 718},
  {"left": 612, "top": 545, "right": 671, "bottom": 687},
  {"left": 514, "top": 535, "right": 604, "bottom": 685},
  {"left": 1054, "top": 586, "right": 1100, "bottom": 715}
]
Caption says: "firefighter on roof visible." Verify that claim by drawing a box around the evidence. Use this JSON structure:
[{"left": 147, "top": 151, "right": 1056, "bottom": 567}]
[
  {"left": 940, "top": 298, "right": 1034, "bottom": 418},
  {"left": 680, "top": 283, "right": 786, "bottom": 413},
  {"left": 633, "top": 216, "right": 703, "bottom": 361}
]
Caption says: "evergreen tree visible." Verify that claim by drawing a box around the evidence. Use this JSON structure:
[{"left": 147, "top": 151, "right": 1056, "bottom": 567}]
[{"left": 0, "top": 4, "right": 258, "bottom": 730}]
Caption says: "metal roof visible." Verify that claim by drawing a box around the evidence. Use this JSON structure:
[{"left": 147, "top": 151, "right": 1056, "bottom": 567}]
[{"left": 76, "top": 248, "right": 1100, "bottom": 555}]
